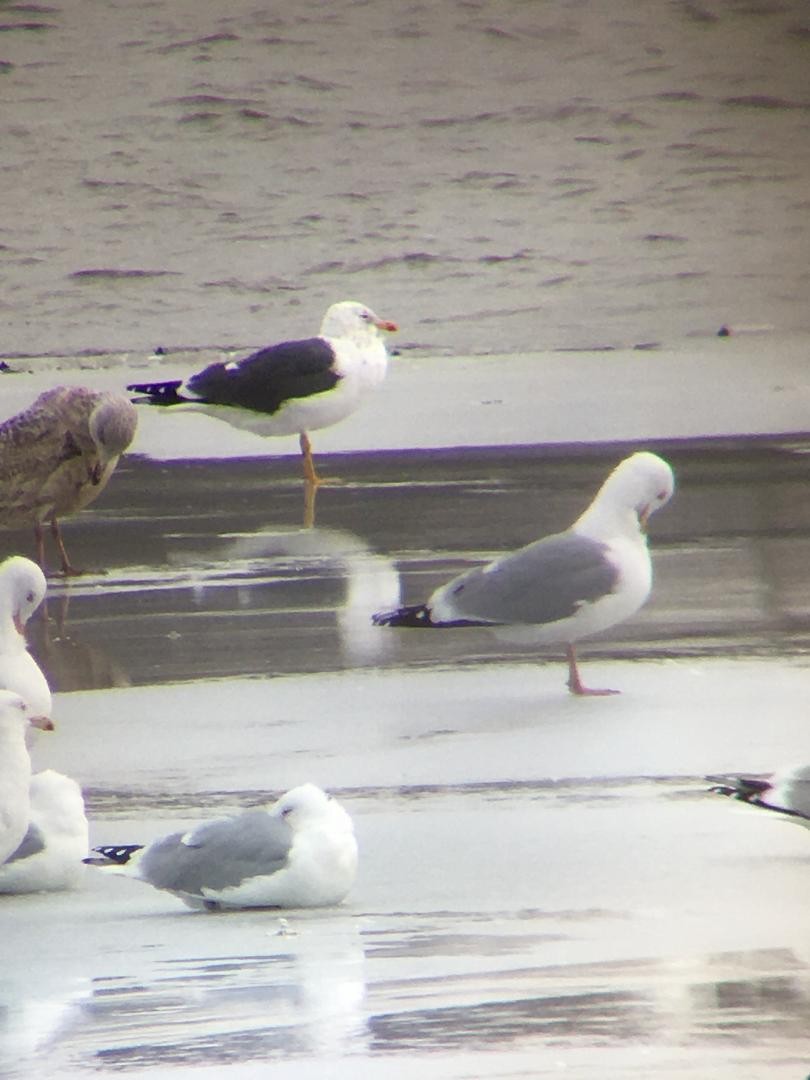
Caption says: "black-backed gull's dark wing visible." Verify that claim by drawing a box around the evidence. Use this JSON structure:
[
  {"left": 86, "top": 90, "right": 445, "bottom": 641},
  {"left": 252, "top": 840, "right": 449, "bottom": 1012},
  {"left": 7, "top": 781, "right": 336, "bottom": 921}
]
[
  {"left": 186, "top": 338, "right": 340, "bottom": 415},
  {"left": 138, "top": 809, "right": 294, "bottom": 896},
  {"left": 434, "top": 531, "right": 619, "bottom": 626}
]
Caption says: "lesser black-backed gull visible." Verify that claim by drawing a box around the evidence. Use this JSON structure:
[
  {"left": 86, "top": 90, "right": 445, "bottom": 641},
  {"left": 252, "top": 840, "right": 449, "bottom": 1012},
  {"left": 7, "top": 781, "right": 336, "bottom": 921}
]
[{"left": 127, "top": 300, "right": 397, "bottom": 488}]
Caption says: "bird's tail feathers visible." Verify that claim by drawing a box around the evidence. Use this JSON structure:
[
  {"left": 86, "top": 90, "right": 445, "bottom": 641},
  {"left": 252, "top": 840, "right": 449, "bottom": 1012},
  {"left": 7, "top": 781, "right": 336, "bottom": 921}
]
[
  {"left": 372, "top": 603, "right": 437, "bottom": 628},
  {"left": 126, "top": 380, "right": 189, "bottom": 406},
  {"left": 83, "top": 844, "right": 145, "bottom": 873},
  {"left": 707, "top": 775, "right": 770, "bottom": 802}
]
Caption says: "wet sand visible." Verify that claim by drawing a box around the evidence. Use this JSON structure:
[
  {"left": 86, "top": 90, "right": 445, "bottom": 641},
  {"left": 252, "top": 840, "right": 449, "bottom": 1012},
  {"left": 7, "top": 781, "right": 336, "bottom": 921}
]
[{"left": 1, "top": 439, "right": 810, "bottom": 1078}]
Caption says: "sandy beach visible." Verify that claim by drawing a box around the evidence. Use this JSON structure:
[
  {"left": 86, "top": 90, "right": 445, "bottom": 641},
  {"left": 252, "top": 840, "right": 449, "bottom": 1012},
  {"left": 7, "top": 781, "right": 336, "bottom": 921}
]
[{"left": 2, "top": 1, "right": 810, "bottom": 1077}]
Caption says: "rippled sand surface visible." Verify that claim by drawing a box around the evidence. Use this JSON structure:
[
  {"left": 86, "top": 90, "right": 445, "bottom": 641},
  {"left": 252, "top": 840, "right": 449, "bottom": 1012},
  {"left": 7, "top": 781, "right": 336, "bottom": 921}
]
[{"left": 2, "top": 0, "right": 809, "bottom": 356}]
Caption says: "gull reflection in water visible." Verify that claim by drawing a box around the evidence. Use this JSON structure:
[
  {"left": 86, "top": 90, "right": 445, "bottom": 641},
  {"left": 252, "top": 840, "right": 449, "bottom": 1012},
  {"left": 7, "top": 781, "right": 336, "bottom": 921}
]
[
  {"left": 26, "top": 592, "right": 131, "bottom": 694},
  {"left": 65, "top": 920, "right": 366, "bottom": 1070},
  {"left": 177, "top": 525, "right": 402, "bottom": 667}
]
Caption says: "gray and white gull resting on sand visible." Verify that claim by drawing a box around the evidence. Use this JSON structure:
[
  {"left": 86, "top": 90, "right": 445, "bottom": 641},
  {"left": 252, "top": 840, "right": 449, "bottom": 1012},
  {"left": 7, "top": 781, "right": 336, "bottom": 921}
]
[
  {"left": 0, "top": 769, "right": 88, "bottom": 894},
  {"left": 711, "top": 765, "right": 810, "bottom": 830},
  {"left": 127, "top": 300, "right": 397, "bottom": 487},
  {"left": 0, "top": 386, "right": 138, "bottom": 574},
  {"left": 0, "top": 691, "right": 53, "bottom": 867},
  {"left": 85, "top": 783, "right": 358, "bottom": 912},
  {"left": 373, "top": 451, "right": 675, "bottom": 695}
]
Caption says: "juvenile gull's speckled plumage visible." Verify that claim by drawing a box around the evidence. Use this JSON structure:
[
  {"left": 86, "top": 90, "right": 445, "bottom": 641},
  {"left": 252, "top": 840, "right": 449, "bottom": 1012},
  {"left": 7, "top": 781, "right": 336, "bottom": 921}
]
[
  {"left": 85, "top": 783, "right": 358, "bottom": 912},
  {"left": 127, "top": 300, "right": 397, "bottom": 488},
  {"left": 373, "top": 452, "right": 675, "bottom": 696},
  {"left": 0, "top": 386, "right": 138, "bottom": 574}
]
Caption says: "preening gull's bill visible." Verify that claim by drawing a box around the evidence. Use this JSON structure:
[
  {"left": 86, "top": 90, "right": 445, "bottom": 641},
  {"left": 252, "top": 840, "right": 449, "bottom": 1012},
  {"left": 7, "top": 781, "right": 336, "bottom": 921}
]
[
  {"left": 0, "top": 556, "right": 52, "bottom": 723},
  {"left": 0, "top": 386, "right": 138, "bottom": 575},
  {"left": 127, "top": 300, "right": 397, "bottom": 489},
  {"left": 373, "top": 451, "right": 675, "bottom": 696},
  {"left": 0, "top": 770, "right": 88, "bottom": 893},
  {"left": 0, "top": 691, "right": 53, "bottom": 866},
  {"left": 85, "top": 783, "right": 358, "bottom": 912},
  {"left": 710, "top": 766, "right": 810, "bottom": 829}
]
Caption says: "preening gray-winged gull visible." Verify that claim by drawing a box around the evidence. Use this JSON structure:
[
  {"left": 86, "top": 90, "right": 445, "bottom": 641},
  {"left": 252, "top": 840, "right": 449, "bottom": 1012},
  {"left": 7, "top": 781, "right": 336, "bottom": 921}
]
[
  {"left": 0, "top": 691, "right": 53, "bottom": 866},
  {"left": 373, "top": 451, "right": 675, "bottom": 696},
  {"left": 710, "top": 766, "right": 810, "bottom": 829},
  {"left": 85, "top": 783, "right": 358, "bottom": 912},
  {"left": 0, "top": 769, "right": 88, "bottom": 893},
  {"left": 0, "top": 556, "right": 51, "bottom": 723},
  {"left": 127, "top": 300, "right": 398, "bottom": 488},
  {"left": 0, "top": 386, "right": 138, "bottom": 575}
]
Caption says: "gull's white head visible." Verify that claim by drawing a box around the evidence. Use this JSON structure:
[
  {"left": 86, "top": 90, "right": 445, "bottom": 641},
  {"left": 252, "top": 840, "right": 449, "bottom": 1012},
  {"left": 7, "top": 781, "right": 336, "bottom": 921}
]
[
  {"left": 0, "top": 688, "right": 51, "bottom": 734},
  {"left": 319, "top": 301, "right": 398, "bottom": 342},
  {"left": 0, "top": 690, "right": 28, "bottom": 733},
  {"left": 272, "top": 783, "right": 354, "bottom": 832},
  {"left": 575, "top": 452, "right": 674, "bottom": 538},
  {"left": 29, "top": 770, "right": 87, "bottom": 828},
  {"left": 600, "top": 452, "right": 675, "bottom": 527},
  {"left": 0, "top": 556, "right": 47, "bottom": 636}
]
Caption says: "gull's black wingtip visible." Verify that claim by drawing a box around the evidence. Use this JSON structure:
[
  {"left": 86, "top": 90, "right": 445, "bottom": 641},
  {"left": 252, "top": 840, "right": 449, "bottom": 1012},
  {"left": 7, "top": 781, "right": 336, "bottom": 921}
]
[
  {"left": 707, "top": 774, "right": 771, "bottom": 803},
  {"left": 126, "top": 380, "right": 187, "bottom": 406},
  {"left": 372, "top": 604, "right": 434, "bottom": 628},
  {"left": 83, "top": 843, "right": 144, "bottom": 866}
]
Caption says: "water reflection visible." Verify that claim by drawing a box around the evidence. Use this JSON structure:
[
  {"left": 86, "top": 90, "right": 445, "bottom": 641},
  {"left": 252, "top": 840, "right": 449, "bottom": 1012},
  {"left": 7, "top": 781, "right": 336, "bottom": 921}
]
[
  {"left": 15, "top": 444, "right": 810, "bottom": 689},
  {"left": 363, "top": 945, "right": 810, "bottom": 1055},
  {"left": 27, "top": 595, "right": 131, "bottom": 694},
  {"left": 26, "top": 521, "right": 401, "bottom": 690},
  {"left": 62, "top": 924, "right": 366, "bottom": 1070},
  {"left": 209, "top": 525, "right": 401, "bottom": 666}
]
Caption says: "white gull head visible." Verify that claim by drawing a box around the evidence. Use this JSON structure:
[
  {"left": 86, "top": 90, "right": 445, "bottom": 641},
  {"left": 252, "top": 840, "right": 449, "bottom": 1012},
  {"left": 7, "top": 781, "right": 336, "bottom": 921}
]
[
  {"left": 574, "top": 451, "right": 674, "bottom": 539},
  {"left": 0, "top": 556, "right": 47, "bottom": 637},
  {"left": 318, "top": 300, "right": 398, "bottom": 343}
]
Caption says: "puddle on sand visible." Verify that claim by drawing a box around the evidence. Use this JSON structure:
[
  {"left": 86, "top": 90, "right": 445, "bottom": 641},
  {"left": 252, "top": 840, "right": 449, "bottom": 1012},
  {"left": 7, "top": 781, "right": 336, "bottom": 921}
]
[{"left": 10, "top": 441, "right": 810, "bottom": 691}]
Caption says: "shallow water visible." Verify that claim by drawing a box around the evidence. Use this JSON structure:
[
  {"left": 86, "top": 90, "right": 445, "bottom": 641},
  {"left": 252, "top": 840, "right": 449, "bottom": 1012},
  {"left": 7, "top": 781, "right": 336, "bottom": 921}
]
[
  {"left": 2, "top": 447, "right": 810, "bottom": 1078},
  {"left": 11, "top": 442, "right": 810, "bottom": 691}
]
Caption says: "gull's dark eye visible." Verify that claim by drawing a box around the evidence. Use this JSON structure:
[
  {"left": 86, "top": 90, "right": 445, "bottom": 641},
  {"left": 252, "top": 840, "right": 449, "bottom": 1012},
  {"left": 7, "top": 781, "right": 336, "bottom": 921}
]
[{"left": 26, "top": 592, "right": 34, "bottom": 603}]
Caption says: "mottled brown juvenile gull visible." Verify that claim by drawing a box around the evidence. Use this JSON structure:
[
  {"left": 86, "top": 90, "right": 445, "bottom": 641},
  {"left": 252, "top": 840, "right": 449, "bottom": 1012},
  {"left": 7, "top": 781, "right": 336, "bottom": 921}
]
[
  {"left": 710, "top": 766, "right": 810, "bottom": 829},
  {"left": 0, "top": 386, "right": 138, "bottom": 574},
  {"left": 373, "top": 451, "right": 675, "bottom": 696},
  {"left": 0, "top": 691, "right": 53, "bottom": 867},
  {"left": 85, "top": 783, "right": 358, "bottom": 912},
  {"left": 0, "top": 769, "right": 88, "bottom": 893},
  {"left": 127, "top": 300, "right": 397, "bottom": 488},
  {"left": 0, "top": 556, "right": 51, "bottom": 722}
]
